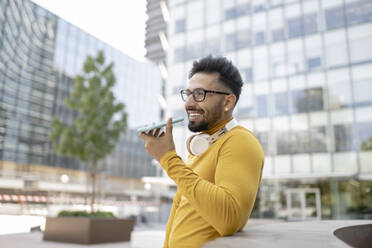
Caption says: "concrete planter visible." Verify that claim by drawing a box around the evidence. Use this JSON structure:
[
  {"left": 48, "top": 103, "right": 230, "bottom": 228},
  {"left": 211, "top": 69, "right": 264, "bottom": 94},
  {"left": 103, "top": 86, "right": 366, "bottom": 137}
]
[{"left": 43, "top": 217, "right": 135, "bottom": 244}]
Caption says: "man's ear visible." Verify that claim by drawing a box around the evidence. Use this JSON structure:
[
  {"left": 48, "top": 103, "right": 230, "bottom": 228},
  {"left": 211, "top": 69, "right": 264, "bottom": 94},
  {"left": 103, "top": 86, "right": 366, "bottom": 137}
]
[{"left": 224, "top": 94, "right": 236, "bottom": 111}]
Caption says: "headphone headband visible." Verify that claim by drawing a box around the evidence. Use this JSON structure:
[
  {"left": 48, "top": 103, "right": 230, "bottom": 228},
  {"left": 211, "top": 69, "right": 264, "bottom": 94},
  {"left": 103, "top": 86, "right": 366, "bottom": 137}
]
[{"left": 187, "top": 119, "right": 238, "bottom": 156}]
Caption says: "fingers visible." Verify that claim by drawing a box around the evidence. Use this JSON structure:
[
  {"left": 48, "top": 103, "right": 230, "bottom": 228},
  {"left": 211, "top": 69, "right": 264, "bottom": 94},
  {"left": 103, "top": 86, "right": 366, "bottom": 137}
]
[
  {"left": 154, "top": 127, "right": 161, "bottom": 137},
  {"left": 166, "top": 117, "right": 173, "bottom": 134},
  {"left": 139, "top": 128, "right": 164, "bottom": 141}
]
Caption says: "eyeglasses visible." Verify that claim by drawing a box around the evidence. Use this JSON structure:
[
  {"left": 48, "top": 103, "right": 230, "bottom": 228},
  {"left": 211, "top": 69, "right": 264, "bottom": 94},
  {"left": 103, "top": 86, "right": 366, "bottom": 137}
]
[{"left": 180, "top": 88, "right": 230, "bottom": 102}]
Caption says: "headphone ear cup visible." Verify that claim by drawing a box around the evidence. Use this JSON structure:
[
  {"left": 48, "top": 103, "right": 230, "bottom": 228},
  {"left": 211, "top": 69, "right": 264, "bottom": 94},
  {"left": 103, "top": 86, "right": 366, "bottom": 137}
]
[
  {"left": 186, "top": 134, "right": 197, "bottom": 156},
  {"left": 189, "top": 134, "right": 211, "bottom": 156}
]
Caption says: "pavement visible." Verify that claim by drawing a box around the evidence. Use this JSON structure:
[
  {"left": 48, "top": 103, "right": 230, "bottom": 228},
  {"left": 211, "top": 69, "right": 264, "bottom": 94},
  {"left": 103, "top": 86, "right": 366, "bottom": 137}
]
[
  {"left": 0, "top": 225, "right": 166, "bottom": 248},
  {"left": 0, "top": 219, "right": 279, "bottom": 248},
  {"left": 204, "top": 220, "right": 372, "bottom": 248}
]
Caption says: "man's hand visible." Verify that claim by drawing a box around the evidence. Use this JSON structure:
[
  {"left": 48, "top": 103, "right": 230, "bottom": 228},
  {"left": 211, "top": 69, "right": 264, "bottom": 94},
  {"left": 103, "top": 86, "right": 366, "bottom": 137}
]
[{"left": 139, "top": 118, "right": 175, "bottom": 162}]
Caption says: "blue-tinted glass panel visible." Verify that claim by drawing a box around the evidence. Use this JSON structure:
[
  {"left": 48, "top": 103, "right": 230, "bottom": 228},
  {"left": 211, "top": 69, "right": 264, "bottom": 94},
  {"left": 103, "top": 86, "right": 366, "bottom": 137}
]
[
  {"left": 256, "top": 132, "right": 269, "bottom": 154},
  {"left": 243, "top": 67, "right": 253, "bottom": 82},
  {"left": 353, "top": 79, "right": 372, "bottom": 106},
  {"left": 256, "top": 95, "right": 268, "bottom": 117},
  {"left": 225, "top": 8, "right": 236, "bottom": 20},
  {"left": 224, "top": 33, "right": 236, "bottom": 52},
  {"left": 204, "top": 38, "right": 220, "bottom": 55},
  {"left": 288, "top": 16, "right": 302, "bottom": 38},
  {"left": 307, "top": 87, "right": 324, "bottom": 112},
  {"left": 174, "top": 47, "right": 184, "bottom": 63},
  {"left": 225, "top": 3, "right": 250, "bottom": 20},
  {"left": 291, "top": 90, "right": 307, "bottom": 113},
  {"left": 346, "top": 0, "right": 372, "bottom": 26},
  {"left": 290, "top": 130, "right": 310, "bottom": 153},
  {"left": 236, "top": 3, "right": 251, "bottom": 17},
  {"left": 291, "top": 88, "right": 324, "bottom": 113},
  {"left": 272, "top": 28, "right": 285, "bottom": 42},
  {"left": 237, "top": 30, "right": 251, "bottom": 49},
  {"left": 334, "top": 124, "right": 355, "bottom": 152},
  {"left": 307, "top": 57, "right": 321, "bottom": 71},
  {"left": 275, "top": 92, "right": 289, "bottom": 115},
  {"left": 186, "top": 43, "right": 203, "bottom": 61},
  {"left": 304, "top": 14, "right": 318, "bottom": 35},
  {"left": 325, "top": 6, "right": 346, "bottom": 30},
  {"left": 236, "top": 106, "right": 254, "bottom": 118},
  {"left": 310, "top": 126, "right": 328, "bottom": 152},
  {"left": 254, "top": 31, "right": 265, "bottom": 46},
  {"left": 358, "top": 121, "right": 372, "bottom": 151},
  {"left": 277, "top": 131, "right": 291, "bottom": 155},
  {"left": 175, "top": 19, "right": 186, "bottom": 33},
  {"left": 253, "top": 4, "right": 265, "bottom": 13}
]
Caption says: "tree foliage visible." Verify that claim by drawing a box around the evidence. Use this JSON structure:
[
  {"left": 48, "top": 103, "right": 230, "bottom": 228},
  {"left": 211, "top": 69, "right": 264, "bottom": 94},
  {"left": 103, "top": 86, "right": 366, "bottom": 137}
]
[
  {"left": 50, "top": 50, "right": 127, "bottom": 163},
  {"left": 50, "top": 50, "right": 127, "bottom": 211},
  {"left": 361, "top": 137, "right": 372, "bottom": 151}
]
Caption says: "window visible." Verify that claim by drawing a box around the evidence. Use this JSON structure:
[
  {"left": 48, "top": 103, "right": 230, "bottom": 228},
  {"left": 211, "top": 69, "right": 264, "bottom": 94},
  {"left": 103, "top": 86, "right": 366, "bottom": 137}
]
[
  {"left": 328, "top": 82, "right": 352, "bottom": 109},
  {"left": 276, "top": 131, "right": 291, "bottom": 155},
  {"left": 310, "top": 126, "right": 327, "bottom": 153},
  {"left": 204, "top": 38, "right": 220, "bottom": 55},
  {"left": 253, "top": 4, "right": 266, "bottom": 13},
  {"left": 290, "top": 130, "right": 310, "bottom": 153},
  {"left": 274, "top": 92, "right": 289, "bottom": 115},
  {"left": 291, "top": 88, "right": 324, "bottom": 113},
  {"left": 354, "top": 79, "right": 372, "bottom": 106},
  {"left": 334, "top": 124, "right": 355, "bottom": 152},
  {"left": 291, "top": 90, "right": 306, "bottom": 113},
  {"left": 287, "top": 16, "right": 302, "bottom": 38},
  {"left": 186, "top": 43, "right": 203, "bottom": 61},
  {"left": 358, "top": 121, "right": 372, "bottom": 151},
  {"left": 225, "top": 3, "right": 251, "bottom": 20},
  {"left": 287, "top": 13, "right": 318, "bottom": 38},
  {"left": 346, "top": 0, "right": 372, "bottom": 26},
  {"left": 236, "top": 106, "right": 254, "bottom": 118},
  {"left": 325, "top": 6, "right": 345, "bottom": 30},
  {"left": 307, "top": 57, "right": 321, "bottom": 71},
  {"left": 348, "top": 25, "right": 372, "bottom": 63},
  {"left": 236, "top": 30, "right": 251, "bottom": 49},
  {"left": 307, "top": 88, "right": 324, "bottom": 112},
  {"left": 303, "top": 14, "right": 318, "bottom": 35},
  {"left": 272, "top": 28, "right": 285, "bottom": 42},
  {"left": 254, "top": 31, "right": 265, "bottom": 46},
  {"left": 243, "top": 67, "right": 253, "bottom": 82},
  {"left": 256, "top": 132, "right": 269, "bottom": 154},
  {"left": 175, "top": 19, "right": 186, "bottom": 33},
  {"left": 224, "top": 33, "right": 236, "bottom": 52},
  {"left": 173, "top": 47, "right": 184, "bottom": 63},
  {"left": 256, "top": 95, "right": 268, "bottom": 117},
  {"left": 325, "top": 30, "right": 348, "bottom": 68}
]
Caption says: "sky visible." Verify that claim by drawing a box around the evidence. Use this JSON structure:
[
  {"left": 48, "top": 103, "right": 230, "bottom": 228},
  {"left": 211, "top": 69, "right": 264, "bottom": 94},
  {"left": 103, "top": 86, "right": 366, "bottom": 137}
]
[{"left": 31, "top": 0, "right": 147, "bottom": 61}]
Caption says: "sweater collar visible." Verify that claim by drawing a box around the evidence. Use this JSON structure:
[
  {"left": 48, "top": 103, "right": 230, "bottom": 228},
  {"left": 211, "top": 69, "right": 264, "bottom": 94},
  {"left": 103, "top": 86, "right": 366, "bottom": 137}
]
[{"left": 203, "top": 117, "right": 233, "bottom": 135}]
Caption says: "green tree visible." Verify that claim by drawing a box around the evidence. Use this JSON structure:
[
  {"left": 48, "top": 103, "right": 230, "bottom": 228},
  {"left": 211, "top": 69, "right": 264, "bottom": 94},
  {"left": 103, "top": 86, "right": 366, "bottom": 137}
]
[
  {"left": 50, "top": 50, "right": 127, "bottom": 213},
  {"left": 361, "top": 136, "right": 372, "bottom": 151}
]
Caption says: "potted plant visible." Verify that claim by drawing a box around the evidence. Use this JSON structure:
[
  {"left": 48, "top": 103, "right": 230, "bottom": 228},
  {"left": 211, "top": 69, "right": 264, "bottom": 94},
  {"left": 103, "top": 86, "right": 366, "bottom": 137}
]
[{"left": 43, "top": 211, "right": 135, "bottom": 244}]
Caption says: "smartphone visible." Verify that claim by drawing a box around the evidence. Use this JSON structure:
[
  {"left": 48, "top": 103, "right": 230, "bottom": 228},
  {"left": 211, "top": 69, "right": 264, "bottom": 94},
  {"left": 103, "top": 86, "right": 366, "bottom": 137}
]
[{"left": 137, "top": 117, "right": 184, "bottom": 133}]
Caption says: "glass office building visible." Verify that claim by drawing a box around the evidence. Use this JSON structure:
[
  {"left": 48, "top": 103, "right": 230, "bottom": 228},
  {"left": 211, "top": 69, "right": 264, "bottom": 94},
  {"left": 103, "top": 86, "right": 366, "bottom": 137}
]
[
  {"left": 166, "top": 0, "right": 372, "bottom": 219},
  {"left": 0, "top": 0, "right": 162, "bottom": 179}
]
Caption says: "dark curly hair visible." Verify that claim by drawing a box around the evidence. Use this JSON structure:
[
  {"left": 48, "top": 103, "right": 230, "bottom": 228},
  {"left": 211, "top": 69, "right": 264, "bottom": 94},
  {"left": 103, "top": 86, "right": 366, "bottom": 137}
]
[{"left": 188, "top": 55, "right": 243, "bottom": 105}]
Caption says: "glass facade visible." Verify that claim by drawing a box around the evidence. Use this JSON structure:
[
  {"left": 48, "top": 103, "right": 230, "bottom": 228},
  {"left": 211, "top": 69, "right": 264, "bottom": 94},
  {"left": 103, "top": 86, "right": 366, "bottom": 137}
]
[
  {"left": 166, "top": 0, "right": 372, "bottom": 219},
  {"left": 0, "top": 0, "right": 161, "bottom": 178}
]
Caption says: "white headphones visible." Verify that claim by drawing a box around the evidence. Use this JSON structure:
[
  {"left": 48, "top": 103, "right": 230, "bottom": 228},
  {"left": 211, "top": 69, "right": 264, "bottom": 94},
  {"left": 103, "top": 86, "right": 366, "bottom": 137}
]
[{"left": 186, "top": 119, "right": 238, "bottom": 156}]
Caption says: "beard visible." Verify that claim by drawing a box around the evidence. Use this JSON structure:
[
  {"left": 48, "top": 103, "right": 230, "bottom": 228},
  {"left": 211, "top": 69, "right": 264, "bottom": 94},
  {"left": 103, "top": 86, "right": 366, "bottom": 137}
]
[{"left": 187, "top": 100, "right": 224, "bottom": 132}]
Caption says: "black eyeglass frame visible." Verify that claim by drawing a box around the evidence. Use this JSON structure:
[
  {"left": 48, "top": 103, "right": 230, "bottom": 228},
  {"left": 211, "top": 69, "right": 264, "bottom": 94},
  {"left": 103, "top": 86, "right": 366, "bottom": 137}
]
[{"left": 180, "top": 88, "right": 231, "bottom": 102}]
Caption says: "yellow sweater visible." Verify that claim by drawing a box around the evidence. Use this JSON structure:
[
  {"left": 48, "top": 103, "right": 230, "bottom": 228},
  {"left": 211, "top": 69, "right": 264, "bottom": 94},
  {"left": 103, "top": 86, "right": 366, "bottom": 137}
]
[{"left": 160, "top": 119, "right": 264, "bottom": 248}]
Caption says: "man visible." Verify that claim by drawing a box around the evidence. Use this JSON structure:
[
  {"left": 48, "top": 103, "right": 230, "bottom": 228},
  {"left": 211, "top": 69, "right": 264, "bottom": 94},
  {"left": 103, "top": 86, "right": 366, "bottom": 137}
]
[{"left": 139, "top": 56, "right": 264, "bottom": 248}]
